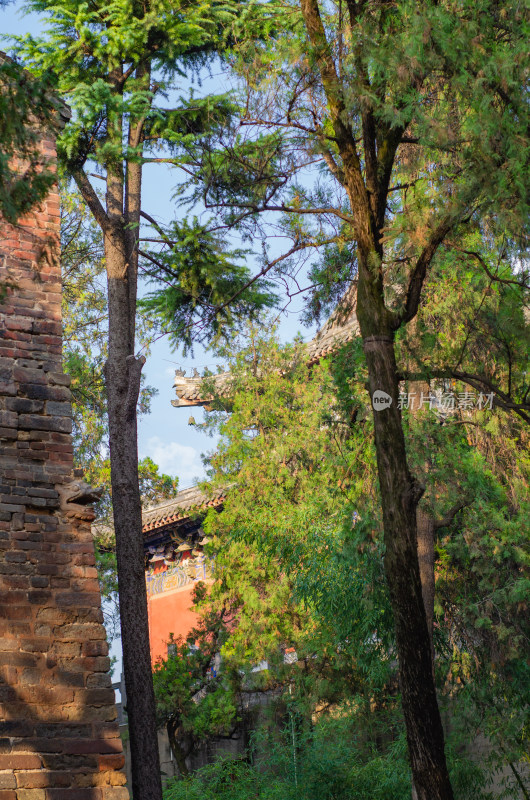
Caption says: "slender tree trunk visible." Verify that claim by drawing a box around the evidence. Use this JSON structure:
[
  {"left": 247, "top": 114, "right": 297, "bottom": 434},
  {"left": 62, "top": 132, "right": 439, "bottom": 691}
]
[
  {"left": 106, "top": 281, "right": 161, "bottom": 800},
  {"left": 167, "top": 720, "right": 191, "bottom": 777},
  {"left": 413, "top": 507, "right": 436, "bottom": 800},
  {"left": 101, "top": 64, "right": 163, "bottom": 800},
  {"left": 357, "top": 312, "right": 453, "bottom": 800},
  {"left": 104, "top": 241, "right": 162, "bottom": 800}
]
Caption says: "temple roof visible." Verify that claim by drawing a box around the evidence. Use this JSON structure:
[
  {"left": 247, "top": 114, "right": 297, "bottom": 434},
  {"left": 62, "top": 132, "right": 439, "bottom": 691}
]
[
  {"left": 172, "top": 292, "right": 360, "bottom": 408},
  {"left": 142, "top": 485, "right": 225, "bottom": 534}
]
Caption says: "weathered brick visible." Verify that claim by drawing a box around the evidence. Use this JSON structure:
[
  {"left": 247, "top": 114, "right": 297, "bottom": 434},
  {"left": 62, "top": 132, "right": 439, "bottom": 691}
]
[
  {"left": 32, "top": 724, "right": 92, "bottom": 741},
  {"left": 16, "top": 790, "right": 46, "bottom": 800},
  {"left": 46, "top": 792, "right": 102, "bottom": 800},
  {"left": 18, "top": 415, "right": 72, "bottom": 434},
  {"left": 47, "top": 374, "right": 71, "bottom": 387},
  {"left": 79, "top": 657, "right": 111, "bottom": 674},
  {"left": 0, "top": 412, "right": 17, "bottom": 428},
  {"left": 0, "top": 722, "right": 33, "bottom": 738},
  {"left": 40, "top": 754, "right": 97, "bottom": 772},
  {"left": 19, "top": 669, "right": 42, "bottom": 687},
  {"left": 55, "top": 592, "right": 102, "bottom": 608},
  {"left": 61, "top": 740, "right": 122, "bottom": 756},
  {"left": 30, "top": 577, "right": 49, "bottom": 589},
  {"left": 5, "top": 398, "right": 44, "bottom": 414},
  {"left": 45, "top": 402, "right": 71, "bottom": 417},
  {"left": 13, "top": 368, "right": 46, "bottom": 385},
  {"left": 100, "top": 789, "right": 128, "bottom": 800},
  {"left": 19, "top": 385, "right": 70, "bottom": 402},
  {"left": 82, "top": 641, "right": 108, "bottom": 658},
  {"left": 0, "top": 688, "right": 16, "bottom": 704},
  {"left": 0, "top": 755, "right": 41, "bottom": 770},
  {"left": 0, "top": 774, "right": 15, "bottom": 790},
  {"left": 97, "top": 754, "right": 125, "bottom": 772},
  {"left": 85, "top": 674, "right": 112, "bottom": 690},
  {"left": 16, "top": 772, "right": 72, "bottom": 790},
  {"left": 75, "top": 689, "right": 115, "bottom": 706}
]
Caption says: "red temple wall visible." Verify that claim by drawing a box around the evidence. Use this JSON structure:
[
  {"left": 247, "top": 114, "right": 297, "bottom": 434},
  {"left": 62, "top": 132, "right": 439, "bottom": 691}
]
[{"left": 147, "top": 585, "right": 202, "bottom": 665}]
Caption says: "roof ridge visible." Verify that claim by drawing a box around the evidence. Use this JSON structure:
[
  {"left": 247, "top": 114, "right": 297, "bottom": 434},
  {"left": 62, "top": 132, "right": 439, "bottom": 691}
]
[
  {"left": 142, "top": 484, "right": 226, "bottom": 534},
  {"left": 171, "top": 298, "right": 360, "bottom": 408}
]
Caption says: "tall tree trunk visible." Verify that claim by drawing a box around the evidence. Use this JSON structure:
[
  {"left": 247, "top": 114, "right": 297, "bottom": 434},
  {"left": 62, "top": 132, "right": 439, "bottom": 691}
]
[
  {"left": 358, "top": 316, "right": 453, "bottom": 800},
  {"left": 72, "top": 160, "right": 164, "bottom": 799},
  {"left": 102, "top": 64, "right": 163, "bottom": 800},
  {"left": 298, "top": 0, "right": 454, "bottom": 784},
  {"left": 106, "top": 276, "right": 162, "bottom": 800}
]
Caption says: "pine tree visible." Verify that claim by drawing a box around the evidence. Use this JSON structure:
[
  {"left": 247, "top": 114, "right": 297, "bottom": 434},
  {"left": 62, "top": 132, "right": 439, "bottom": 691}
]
[{"left": 13, "top": 3, "right": 274, "bottom": 797}]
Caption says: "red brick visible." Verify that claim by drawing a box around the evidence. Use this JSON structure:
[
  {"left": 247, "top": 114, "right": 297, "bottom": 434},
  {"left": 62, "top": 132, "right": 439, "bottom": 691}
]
[
  {"left": 0, "top": 89, "right": 125, "bottom": 798},
  {"left": 82, "top": 642, "right": 108, "bottom": 658},
  {"left": 0, "top": 755, "right": 41, "bottom": 769},
  {"left": 46, "top": 791, "right": 102, "bottom": 800},
  {"left": 0, "top": 775, "right": 16, "bottom": 790},
  {"left": 97, "top": 754, "right": 125, "bottom": 772},
  {"left": 61, "top": 740, "right": 122, "bottom": 756},
  {"left": 15, "top": 772, "right": 72, "bottom": 789},
  {"left": 75, "top": 689, "right": 115, "bottom": 706},
  {"left": 100, "top": 790, "right": 128, "bottom": 800}
]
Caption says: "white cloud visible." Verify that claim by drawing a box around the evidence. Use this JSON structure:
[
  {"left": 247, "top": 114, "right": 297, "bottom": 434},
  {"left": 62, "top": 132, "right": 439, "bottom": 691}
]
[{"left": 143, "top": 436, "right": 204, "bottom": 484}]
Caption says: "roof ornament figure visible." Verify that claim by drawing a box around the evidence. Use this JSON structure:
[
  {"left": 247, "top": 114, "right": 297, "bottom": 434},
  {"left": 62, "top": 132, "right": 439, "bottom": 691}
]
[
  {"left": 175, "top": 367, "right": 186, "bottom": 377},
  {"left": 192, "top": 368, "right": 200, "bottom": 379}
]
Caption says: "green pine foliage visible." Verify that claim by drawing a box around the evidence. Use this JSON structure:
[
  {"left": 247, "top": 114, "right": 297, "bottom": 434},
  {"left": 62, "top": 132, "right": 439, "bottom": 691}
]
[
  {"left": 0, "top": 55, "right": 56, "bottom": 223},
  {"left": 12, "top": 0, "right": 278, "bottom": 344},
  {"left": 139, "top": 218, "right": 276, "bottom": 353}
]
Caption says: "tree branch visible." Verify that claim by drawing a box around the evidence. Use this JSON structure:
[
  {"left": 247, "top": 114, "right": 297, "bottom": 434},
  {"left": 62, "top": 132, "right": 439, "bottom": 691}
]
[
  {"left": 72, "top": 168, "right": 110, "bottom": 233},
  {"left": 300, "top": 0, "right": 373, "bottom": 253},
  {"left": 139, "top": 210, "right": 177, "bottom": 249},
  {"left": 455, "top": 247, "right": 529, "bottom": 288},
  {"left": 395, "top": 215, "right": 457, "bottom": 327},
  {"left": 433, "top": 499, "right": 469, "bottom": 530}
]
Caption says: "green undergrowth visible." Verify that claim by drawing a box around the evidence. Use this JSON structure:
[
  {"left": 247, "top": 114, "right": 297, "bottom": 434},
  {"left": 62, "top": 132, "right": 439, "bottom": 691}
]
[{"left": 163, "top": 715, "right": 494, "bottom": 800}]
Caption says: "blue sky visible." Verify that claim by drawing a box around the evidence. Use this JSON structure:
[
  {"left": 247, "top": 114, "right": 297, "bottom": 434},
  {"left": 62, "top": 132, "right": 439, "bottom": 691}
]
[{"left": 1, "top": 1, "right": 317, "bottom": 490}]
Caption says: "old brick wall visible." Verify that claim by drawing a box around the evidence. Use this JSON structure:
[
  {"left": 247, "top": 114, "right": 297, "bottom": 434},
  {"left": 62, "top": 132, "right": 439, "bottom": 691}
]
[{"left": 0, "top": 69, "right": 129, "bottom": 800}]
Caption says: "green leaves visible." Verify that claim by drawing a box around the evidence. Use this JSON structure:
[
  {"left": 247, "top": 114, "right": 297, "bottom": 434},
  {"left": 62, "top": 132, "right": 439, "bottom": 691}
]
[
  {"left": 139, "top": 217, "right": 276, "bottom": 352},
  {"left": 12, "top": 0, "right": 251, "bottom": 172},
  {"left": 0, "top": 56, "right": 57, "bottom": 223}
]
